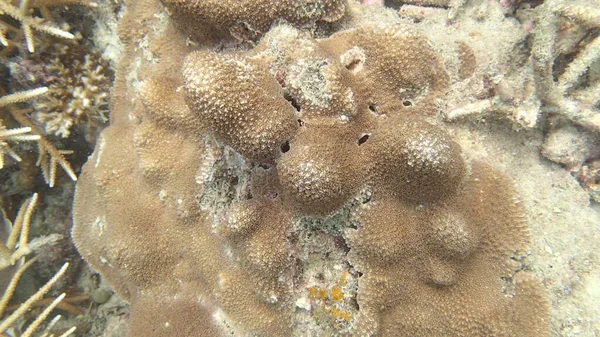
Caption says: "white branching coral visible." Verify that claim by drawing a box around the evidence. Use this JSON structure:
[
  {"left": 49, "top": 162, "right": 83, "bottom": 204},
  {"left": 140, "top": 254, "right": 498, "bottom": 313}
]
[
  {"left": 0, "top": 88, "right": 44, "bottom": 168},
  {"left": 0, "top": 88, "right": 77, "bottom": 187},
  {"left": 0, "top": 87, "right": 48, "bottom": 107},
  {"left": 0, "top": 195, "right": 74, "bottom": 337},
  {"left": 532, "top": 0, "right": 600, "bottom": 131},
  {"left": 0, "top": 0, "right": 74, "bottom": 52},
  {"left": 0, "top": 193, "right": 37, "bottom": 269},
  {"left": 32, "top": 53, "right": 110, "bottom": 138},
  {"left": 10, "top": 110, "right": 77, "bottom": 187},
  {"left": 0, "top": 123, "right": 40, "bottom": 169}
]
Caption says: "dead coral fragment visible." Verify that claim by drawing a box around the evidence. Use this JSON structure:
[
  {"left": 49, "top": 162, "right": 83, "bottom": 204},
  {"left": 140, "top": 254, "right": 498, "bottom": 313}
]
[{"left": 532, "top": 0, "right": 600, "bottom": 131}]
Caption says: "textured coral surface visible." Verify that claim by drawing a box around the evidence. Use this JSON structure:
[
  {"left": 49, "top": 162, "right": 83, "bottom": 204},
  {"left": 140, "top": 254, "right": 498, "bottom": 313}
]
[{"left": 71, "top": 0, "right": 552, "bottom": 336}]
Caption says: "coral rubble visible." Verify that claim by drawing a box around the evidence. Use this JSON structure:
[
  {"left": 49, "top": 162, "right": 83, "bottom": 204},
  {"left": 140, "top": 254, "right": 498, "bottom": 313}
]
[{"left": 71, "top": 0, "right": 552, "bottom": 336}]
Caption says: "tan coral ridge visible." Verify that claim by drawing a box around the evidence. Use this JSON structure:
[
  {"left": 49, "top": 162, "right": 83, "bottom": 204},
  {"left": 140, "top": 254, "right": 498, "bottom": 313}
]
[
  {"left": 160, "top": 0, "right": 347, "bottom": 42},
  {"left": 71, "top": 0, "right": 549, "bottom": 335}
]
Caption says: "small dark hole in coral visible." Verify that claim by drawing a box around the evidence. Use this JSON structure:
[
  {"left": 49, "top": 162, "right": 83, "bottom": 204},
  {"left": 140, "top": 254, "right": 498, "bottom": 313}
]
[
  {"left": 281, "top": 141, "right": 290, "bottom": 153},
  {"left": 291, "top": 100, "right": 301, "bottom": 112},
  {"left": 259, "top": 163, "right": 271, "bottom": 169},
  {"left": 402, "top": 100, "right": 413, "bottom": 107},
  {"left": 246, "top": 192, "right": 253, "bottom": 200},
  {"left": 345, "top": 58, "right": 362, "bottom": 71},
  {"left": 368, "top": 104, "right": 379, "bottom": 115},
  {"left": 357, "top": 134, "right": 370, "bottom": 146},
  {"left": 333, "top": 236, "right": 351, "bottom": 253},
  {"left": 284, "top": 93, "right": 301, "bottom": 112},
  {"left": 349, "top": 297, "right": 360, "bottom": 311},
  {"left": 357, "top": 271, "right": 363, "bottom": 277},
  {"left": 297, "top": 119, "right": 304, "bottom": 127}
]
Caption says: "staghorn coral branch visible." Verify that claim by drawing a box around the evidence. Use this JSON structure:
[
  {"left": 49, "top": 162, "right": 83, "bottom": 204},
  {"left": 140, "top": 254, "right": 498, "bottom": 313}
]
[
  {"left": 557, "top": 35, "right": 600, "bottom": 93},
  {"left": 531, "top": 0, "right": 600, "bottom": 131},
  {"left": 20, "top": 293, "right": 67, "bottom": 337},
  {"left": 0, "top": 125, "right": 41, "bottom": 168},
  {"left": 0, "top": 262, "right": 69, "bottom": 334},
  {"left": 0, "top": 256, "right": 38, "bottom": 318},
  {"left": 9, "top": 109, "right": 77, "bottom": 186},
  {"left": 4, "top": 194, "right": 37, "bottom": 266},
  {"left": 0, "top": 126, "right": 40, "bottom": 139},
  {"left": 4, "top": 295, "right": 86, "bottom": 316},
  {"left": 54, "top": 326, "right": 77, "bottom": 337},
  {"left": 0, "top": 87, "right": 49, "bottom": 107},
  {"left": 0, "top": 195, "right": 37, "bottom": 272},
  {"left": 55, "top": 326, "right": 77, "bottom": 337},
  {"left": 552, "top": 2, "right": 600, "bottom": 27},
  {"left": 0, "top": 0, "right": 74, "bottom": 52},
  {"left": 1, "top": 88, "right": 78, "bottom": 185},
  {"left": 39, "top": 314, "right": 63, "bottom": 337},
  {"left": 0, "top": 197, "right": 76, "bottom": 335},
  {"left": 37, "top": 140, "right": 77, "bottom": 187}
]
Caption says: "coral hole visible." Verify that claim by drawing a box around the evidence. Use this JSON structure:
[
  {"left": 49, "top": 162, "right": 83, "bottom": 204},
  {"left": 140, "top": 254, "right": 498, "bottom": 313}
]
[
  {"left": 284, "top": 93, "right": 301, "bottom": 112},
  {"left": 340, "top": 46, "right": 366, "bottom": 74},
  {"left": 357, "top": 134, "right": 370, "bottom": 146},
  {"left": 368, "top": 104, "right": 380, "bottom": 116}
]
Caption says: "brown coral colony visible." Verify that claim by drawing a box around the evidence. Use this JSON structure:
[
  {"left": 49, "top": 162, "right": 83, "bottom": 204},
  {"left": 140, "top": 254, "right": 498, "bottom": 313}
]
[{"left": 72, "top": 0, "right": 549, "bottom": 336}]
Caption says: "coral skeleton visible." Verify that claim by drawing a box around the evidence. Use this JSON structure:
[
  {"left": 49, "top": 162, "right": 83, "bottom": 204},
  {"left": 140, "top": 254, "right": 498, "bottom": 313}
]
[{"left": 532, "top": 0, "right": 600, "bottom": 131}]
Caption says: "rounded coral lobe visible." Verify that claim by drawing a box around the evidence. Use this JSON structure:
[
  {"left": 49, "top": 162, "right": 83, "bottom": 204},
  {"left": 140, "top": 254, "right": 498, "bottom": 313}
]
[
  {"left": 277, "top": 129, "right": 363, "bottom": 215},
  {"left": 428, "top": 211, "right": 479, "bottom": 260},
  {"left": 182, "top": 50, "right": 298, "bottom": 163},
  {"left": 365, "top": 117, "right": 466, "bottom": 203}
]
